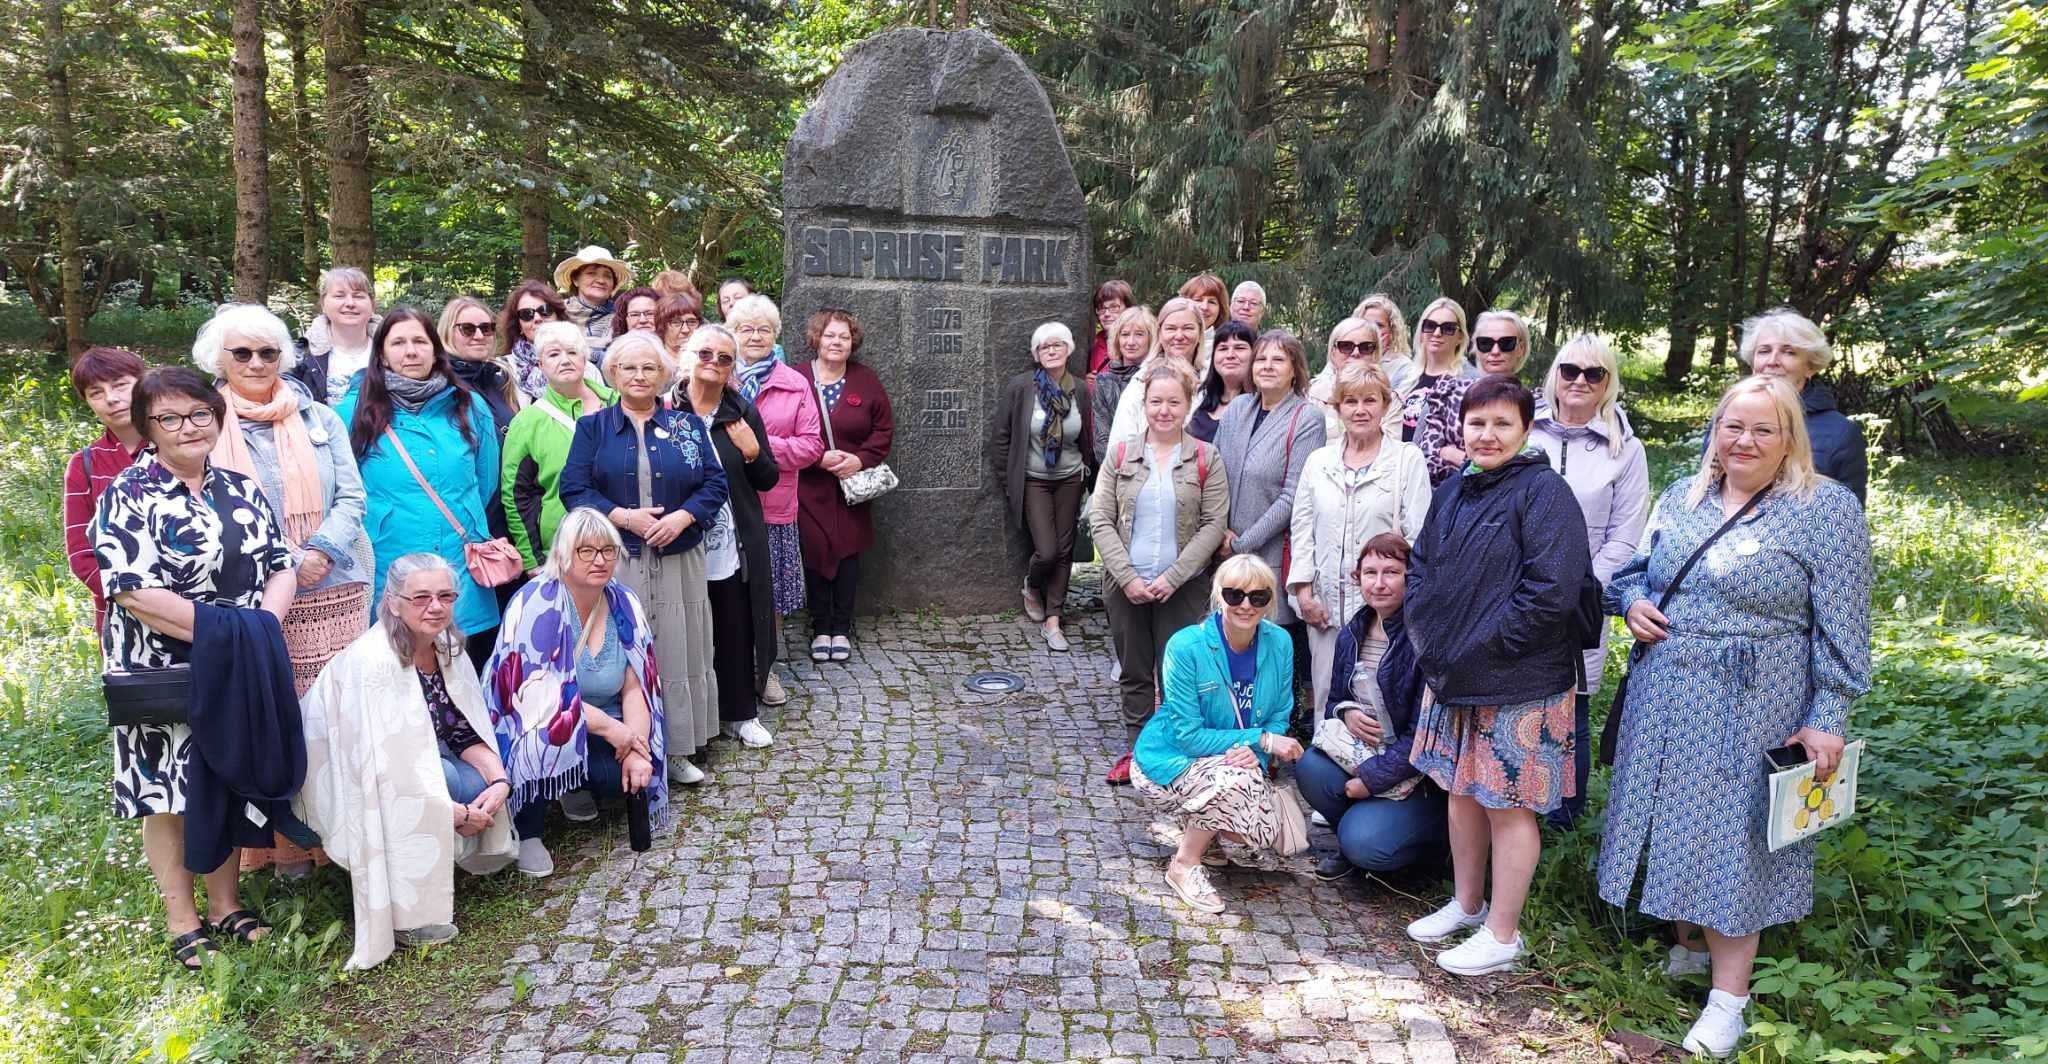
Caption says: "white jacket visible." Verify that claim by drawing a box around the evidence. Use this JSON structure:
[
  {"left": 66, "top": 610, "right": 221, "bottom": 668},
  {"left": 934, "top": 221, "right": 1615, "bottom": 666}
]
[
  {"left": 1306, "top": 356, "right": 1419, "bottom": 444},
  {"left": 1285, "top": 439, "right": 1433, "bottom": 627},
  {"left": 1530, "top": 406, "right": 1652, "bottom": 689}
]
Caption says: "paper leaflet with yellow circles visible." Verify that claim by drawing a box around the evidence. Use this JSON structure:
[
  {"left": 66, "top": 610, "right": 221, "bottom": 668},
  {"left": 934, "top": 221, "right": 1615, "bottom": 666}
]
[{"left": 1765, "top": 740, "right": 1867, "bottom": 853}]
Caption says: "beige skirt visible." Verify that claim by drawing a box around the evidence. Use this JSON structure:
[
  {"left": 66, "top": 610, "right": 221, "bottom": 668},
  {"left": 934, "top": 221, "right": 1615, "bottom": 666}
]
[
  {"left": 619, "top": 545, "right": 717, "bottom": 758},
  {"left": 246, "top": 580, "right": 370, "bottom": 872},
  {"left": 1132, "top": 755, "right": 1308, "bottom": 857}
]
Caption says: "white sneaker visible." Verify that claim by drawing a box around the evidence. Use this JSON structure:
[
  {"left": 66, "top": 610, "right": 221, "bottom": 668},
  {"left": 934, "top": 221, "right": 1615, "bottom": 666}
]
[
  {"left": 1406, "top": 898, "right": 1489, "bottom": 943},
  {"left": 1435, "top": 927, "right": 1525, "bottom": 976},
  {"left": 1680, "top": 990, "right": 1749, "bottom": 1058},
  {"left": 728, "top": 719, "right": 774, "bottom": 749},
  {"left": 1665, "top": 942, "right": 1712, "bottom": 977},
  {"left": 558, "top": 789, "right": 599, "bottom": 823},
  {"left": 670, "top": 759, "right": 707, "bottom": 785},
  {"left": 759, "top": 673, "right": 789, "bottom": 706},
  {"left": 516, "top": 838, "right": 554, "bottom": 878},
  {"left": 1308, "top": 809, "right": 1330, "bottom": 828}
]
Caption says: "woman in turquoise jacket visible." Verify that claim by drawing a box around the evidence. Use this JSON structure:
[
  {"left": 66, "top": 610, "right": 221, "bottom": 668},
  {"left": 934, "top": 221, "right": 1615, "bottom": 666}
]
[
  {"left": 338, "top": 307, "right": 504, "bottom": 667},
  {"left": 1131, "top": 554, "right": 1309, "bottom": 916}
]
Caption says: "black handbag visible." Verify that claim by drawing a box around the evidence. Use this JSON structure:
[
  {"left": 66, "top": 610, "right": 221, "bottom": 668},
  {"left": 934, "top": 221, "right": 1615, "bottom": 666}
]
[
  {"left": 1598, "top": 485, "right": 1771, "bottom": 766},
  {"left": 104, "top": 664, "right": 193, "bottom": 727}
]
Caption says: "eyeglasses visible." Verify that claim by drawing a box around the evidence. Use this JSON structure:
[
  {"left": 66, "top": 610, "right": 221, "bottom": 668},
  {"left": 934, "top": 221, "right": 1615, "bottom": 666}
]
[
  {"left": 694, "top": 349, "right": 736, "bottom": 366},
  {"left": 1219, "top": 587, "right": 1273, "bottom": 608},
  {"left": 516, "top": 305, "right": 557, "bottom": 323},
  {"left": 575, "top": 545, "right": 621, "bottom": 562},
  {"left": 147, "top": 409, "right": 217, "bottom": 431},
  {"left": 1417, "top": 319, "right": 1460, "bottom": 336},
  {"left": 1715, "top": 421, "right": 1780, "bottom": 444},
  {"left": 1333, "top": 340, "right": 1378, "bottom": 357},
  {"left": 454, "top": 321, "right": 497, "bottom": 339},
  {"left": 1473, "top": 336, "right": 1519, "bottom": 354},
  {"left": 226, "top": 346, "right": 283, "bottom": 364},
  {"left": 669, "top": 317, "right": 702, "bottom": 332},
  {"left": 1557, "top": 363, "right": 1608, "bottom": 384},
  {"left": 733, "top": 324, "right": 775, "bottom": 337},
  {"left": 624, "top": 310, "right": 658, "bottom": 325},
  {"left": 399, "top": 590, "right": 459, "bottom": 607}
]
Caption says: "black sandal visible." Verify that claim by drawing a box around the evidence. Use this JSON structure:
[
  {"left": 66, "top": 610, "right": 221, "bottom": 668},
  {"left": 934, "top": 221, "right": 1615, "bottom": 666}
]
[
  {"left": 169, "top": 927, "right": 218, "bottom": 971},
  {"left": 210, "top": 909, "right": 272, "bottom": 944}
]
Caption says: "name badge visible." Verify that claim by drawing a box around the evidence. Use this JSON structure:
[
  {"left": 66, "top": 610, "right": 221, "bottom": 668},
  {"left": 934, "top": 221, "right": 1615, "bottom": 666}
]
[
  {"left": 1736, "top": 539, "right": 1762, "bottom": 556},
  {"left": 653, "top": 426, "right": 670, "bottom": 440}
]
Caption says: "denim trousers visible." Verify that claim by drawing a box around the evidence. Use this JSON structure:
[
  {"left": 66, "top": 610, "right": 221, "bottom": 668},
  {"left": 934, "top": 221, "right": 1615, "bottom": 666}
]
[
  {"left": 512, "top": 731, "right": 638, "bottom": 839},
  {"left": 1294, "top": 747, "right": 1449, "bottom": 872}
]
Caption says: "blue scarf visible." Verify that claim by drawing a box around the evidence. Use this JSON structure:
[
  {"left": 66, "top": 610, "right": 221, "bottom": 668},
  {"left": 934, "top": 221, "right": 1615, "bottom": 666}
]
[
  {"left": 1034, "top": 368, "right": 1073, "bottom": 469},
  {"left": 737, "top": 354, "right": 776, "bottom": 403}
]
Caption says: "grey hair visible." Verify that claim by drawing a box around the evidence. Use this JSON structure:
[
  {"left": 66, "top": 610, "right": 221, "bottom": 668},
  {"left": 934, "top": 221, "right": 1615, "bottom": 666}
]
[
  {"left": 533, "top": 320, "right": 589, "bottom": 360},
  {"left": 1737, "top": 308, "right": 1833, "bottom": 375},
  {"left": 317, "top": 267, "right": 373, "bottom": 302},
  {"left": 725, "top": 294, "right": 782, "bottom": 335},
  {"left": 194, "top": 303, "right": 300, "bottom": 376},
  {"left": 1031, "top": 321, "right": 1075, "bottom": 353},
  {"left": 546, "top": 506, "right": 626, "bottom": 581},
  {"left": 602, "top": 330, "right": 677, "bottom": 391},
  {"left": 1232, "top": 281, "right": 1267, "bottom": 303},
  {"left": 379, "top": 552, "right": 467, "bottom": 663},
  {"left": 684, "top": 322, "right": 739, "bottom": 358}
]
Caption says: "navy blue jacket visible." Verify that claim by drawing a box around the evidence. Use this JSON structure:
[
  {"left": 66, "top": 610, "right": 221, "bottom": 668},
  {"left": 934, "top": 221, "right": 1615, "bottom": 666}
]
[
  {"left": 1404, "top": 452, "right": 1590, "bottom": 706},
  {"left": 185, "top": 602, "right": 306, "bottom": 874},
  {"left": 1323, "top": 606, "right": 1429, "bottom": 795},
  {"left": 558, "top": 404, "right": 729, "bottom": 557}
]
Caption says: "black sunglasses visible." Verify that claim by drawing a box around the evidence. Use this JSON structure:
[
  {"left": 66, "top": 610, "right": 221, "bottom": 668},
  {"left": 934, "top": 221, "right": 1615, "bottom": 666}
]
[
  {"left": 516, "top": 305, "right": 557, "bottom": 323},
  {"left": 1333, "top": 339, "right": 1379, "bottom": 357},
  {"left": 1473, "top": 336, "right": 1519, "bottom": 354},
  {"left": 454, "top": 321, "right": 497, "bottom": 338},
  {"left": 1219, "top": 587, "right": 1273, "bottom": 608},
  {"left": 1558, "top": 363, "right": 1609, "bottom": 384},
  {"left": 227, "top": 345, "right": 283, "bottom": 364},
  {"left": 1417, "top": 319, "right": 1460, "bottom": 336}
]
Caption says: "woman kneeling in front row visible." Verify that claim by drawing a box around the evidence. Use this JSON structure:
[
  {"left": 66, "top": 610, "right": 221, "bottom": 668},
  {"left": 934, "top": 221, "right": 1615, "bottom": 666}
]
[
  {"left": 296, "top": 553, "right": 517, "bottom": 969},
  {"left": 1131, "top": 555, "right": 1308, "bottom": 916},
  {"left": 484, "top": 507, "right": 668, "bottom": 877}
]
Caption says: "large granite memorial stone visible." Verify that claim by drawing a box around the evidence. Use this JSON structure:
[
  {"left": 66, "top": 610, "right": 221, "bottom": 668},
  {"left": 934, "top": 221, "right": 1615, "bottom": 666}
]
[{"left": 782, "top": 28, "right": 1091, "bottom": 614}]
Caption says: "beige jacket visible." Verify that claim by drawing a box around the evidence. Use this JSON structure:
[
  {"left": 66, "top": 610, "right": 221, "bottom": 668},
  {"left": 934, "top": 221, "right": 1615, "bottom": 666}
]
[{"left": 1088, "top": 436, "right": 1231, "bottom": 593}]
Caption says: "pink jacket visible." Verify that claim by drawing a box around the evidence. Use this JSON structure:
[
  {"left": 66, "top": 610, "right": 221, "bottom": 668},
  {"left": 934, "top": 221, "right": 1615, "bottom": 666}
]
[{"left": 754, "top": 361, "right": 825, "bottom": 523}]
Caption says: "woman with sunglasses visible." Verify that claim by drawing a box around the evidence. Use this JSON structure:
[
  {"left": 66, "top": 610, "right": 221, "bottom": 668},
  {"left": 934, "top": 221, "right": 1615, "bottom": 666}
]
[
  {"left": 1398, "top": 296, "right": 1474, "bottom": 455},
  {"left": 559, "top": 331, "right": 728, "bottom": 786},
  {"left": 675, "top": 324, "right": 782, "bottom": 748},
  {"left": 498, "top": 281, "right": 572, "bottom": 403},
  {"left": 1308, "top": 317, "right": 1407, "bottom": 443},
  {"left": 438, "top": 296, "right": 522, "bottom": 433},
  {"left": 1131, "top": 554, "right": 1309, "bottom": 915},
  {"left": 501, "top": 322, "right": 618, "bottom": 575},
  {"left": 1416, "top": 309, "right": 1532, "bottom": 485},
  {"left": 192, "top": 303, "right": 373, "bottom": 877},
  {"left": 1530, "top": 336, "right": 1649, "bottom": 830}
]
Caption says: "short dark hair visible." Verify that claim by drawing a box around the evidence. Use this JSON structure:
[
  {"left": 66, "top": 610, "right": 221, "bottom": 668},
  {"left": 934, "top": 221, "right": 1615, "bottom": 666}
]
[
  {"left": 611, "top": 286, "right": 662, "bottom": 324},
  {"left": 1460, "top": 373, "right": 1535, "bottom": 427},
  {"left": 70, "top": 346, "right": 148, "bottom": 398},
  {"left": 1212, "top": 319, "right": 1259, "bottom": 349},
  {"left": 655, "top": 293, "right": 705, "bottom": 342},
  {"left": 719, "top": 277, "right": 753, "bottom": 294},
  {"left": 1357, "top": 531, "right": 1411, "bottom": 571},
  {"left": 132, "top": 366, "right": 226, "bottom": 442},
  {"left": 1093, "top": 279, "right": 1135, "bottom": 310},
  {"left": 803, "top": 308, "right": 865, "bottom": 356}
]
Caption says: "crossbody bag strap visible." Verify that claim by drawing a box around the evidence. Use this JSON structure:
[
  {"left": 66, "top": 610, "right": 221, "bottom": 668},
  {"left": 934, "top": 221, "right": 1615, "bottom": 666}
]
[
  {"left": 383, "top": 428, "right": 475, "bottom": 543},
  {"left": 1632, "top": 484, "right": 1772, "bottom": 659},
  {"left": 811, "top": 375, "right": 838, "bottom": 452}
]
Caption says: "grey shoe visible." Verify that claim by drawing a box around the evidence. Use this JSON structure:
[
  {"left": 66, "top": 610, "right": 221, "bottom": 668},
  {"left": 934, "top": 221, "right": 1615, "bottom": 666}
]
[
  {"left": 1043, "top": 624, "right": 1069, "bottom": 652},
  {"left": 1021, "top": 586, "right": 1047, "bottom": 622},
  {"left": 558, "top": 789, "right": 599, "bottom": 823},
  {"left": 1314, "top": 855, "right": 1356, "bottom": 882},
  {"left": 516, "top": 838, "right": 554, "bottom": 878},
  {"left": 759, "top": 673, "right": 790, "bottom": 706},
  {"left": 395, "top": 923, "right": 459, "bottom": 947}
]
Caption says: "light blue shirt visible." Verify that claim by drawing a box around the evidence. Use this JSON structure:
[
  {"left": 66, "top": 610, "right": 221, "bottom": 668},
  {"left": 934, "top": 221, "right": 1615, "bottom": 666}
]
[{"left": 1126, "top": 442, "right": 1182, "bottom": 581}]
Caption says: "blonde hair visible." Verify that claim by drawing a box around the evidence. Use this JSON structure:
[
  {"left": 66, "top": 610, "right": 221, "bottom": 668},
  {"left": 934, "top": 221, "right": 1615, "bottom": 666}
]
[
  {"left": 546, "top": 507, "right": 626, "bottom": 581},
  {"left": 1332, "top": 360, "right": 1396, "bottom": 409},
  {"left": 436, "top": 295, "right": 497, "bottom": 354},
  {"left": 602, "top": 330, "right": 676, "bottom": 391},
  {"left": 1210, "top": 554, "right": 1278, "bottom": 617},
  {"left": 317, "top": 266, "right": 372, "bottom": 303},
  {"left": 1470, "top": 309, "right": 1533, "bottom": 372},
  {"left": 1108, "top": 305, "right": 1158, "bottom": 365},
  {"left": 1326, "top": 316, "right": 1382, "bottom": 369},
  {"left": 1156, "top": 297, "right": 1205, "bottom": 339},
  {"left": 1139, "top": 357, "right": 1199, "bottom": 402},
  {"left": 651, "top": 269, "right": 700, "bottom": 303},
  {"left": 1688, "top": 375, "right": 1821, "bottom": 507},
  {"left": 1410, "top": 296, "right": 1468, "bottom": 367},
  {"left": 1351, "top": 293, "right": 1411, "bottom": 361},
  {"left": 1542, "top": 335, "right": 1626, "bottom": 457},
  {"left": 1738, "top": 308, "right": 1832, "bottom": 376}
]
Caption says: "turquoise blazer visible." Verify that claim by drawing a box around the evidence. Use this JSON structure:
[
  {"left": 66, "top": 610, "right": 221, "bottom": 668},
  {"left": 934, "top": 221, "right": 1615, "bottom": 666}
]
[{"left": 1132, "top": 615, "right": 1295, "bottom": 788}]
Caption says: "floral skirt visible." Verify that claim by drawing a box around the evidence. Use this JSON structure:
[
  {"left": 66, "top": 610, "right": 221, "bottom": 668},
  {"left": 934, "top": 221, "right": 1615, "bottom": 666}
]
[
  {"left": 1409, "top": 688, "right": 1576, "bottom": 813},
  {"left": 766, "top": 521, "right": 805, "bottom": 615},
  {"left": 1131, "top": 756, "right": 1308, "bottom": 857}
]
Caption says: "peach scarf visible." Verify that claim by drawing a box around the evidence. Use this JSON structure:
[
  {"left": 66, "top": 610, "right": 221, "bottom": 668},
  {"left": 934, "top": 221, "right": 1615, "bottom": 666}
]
[{"left": 213, "top": 383, "right": 324, "bottom": 544}]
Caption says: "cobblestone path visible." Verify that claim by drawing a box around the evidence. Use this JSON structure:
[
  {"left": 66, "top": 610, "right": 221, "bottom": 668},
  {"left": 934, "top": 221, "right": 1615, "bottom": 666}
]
[{"left": 462, "top": 602, "right": 1601, "bottom": 1064}]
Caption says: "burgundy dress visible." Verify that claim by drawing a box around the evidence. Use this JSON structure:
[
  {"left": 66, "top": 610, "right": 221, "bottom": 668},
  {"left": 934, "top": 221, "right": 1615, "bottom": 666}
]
[{"left": 794, "top": 360, "right": 895, "bottom": 578}]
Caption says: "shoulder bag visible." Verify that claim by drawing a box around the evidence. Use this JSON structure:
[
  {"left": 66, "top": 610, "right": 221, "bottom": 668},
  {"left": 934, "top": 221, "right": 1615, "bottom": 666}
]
[
  {"left": 1598, "top": 485, "right": 1771, "bottom": 766},
  {"left": 383, "top": 428, "right": 525, "bottom": 587},
  {"left": 813, "top": 375, "right": 898, "bottom": 505}
]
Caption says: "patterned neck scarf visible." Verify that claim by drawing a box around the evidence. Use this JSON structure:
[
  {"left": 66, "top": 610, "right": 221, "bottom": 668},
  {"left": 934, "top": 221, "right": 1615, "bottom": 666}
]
[
  {"left": 736, "top": 354, "right": 776, "bottom": 403},
  {"left": 1034, "top": 368, "right": 1073, "bottom": 469},
  {"left": 509, "top": 338, "right": 547, "bottom": 400},
  {"left": 383, "top": 370, "right": 450, "bottom": 413}
]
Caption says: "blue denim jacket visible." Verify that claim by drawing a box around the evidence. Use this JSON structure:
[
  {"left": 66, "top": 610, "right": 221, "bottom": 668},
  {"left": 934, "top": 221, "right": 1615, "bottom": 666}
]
[{"left": 558, "top": 405, "right": 728, "bottom": 557}]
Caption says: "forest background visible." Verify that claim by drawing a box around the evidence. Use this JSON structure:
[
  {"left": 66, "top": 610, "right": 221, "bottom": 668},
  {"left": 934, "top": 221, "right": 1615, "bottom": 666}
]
[{"left": 1, "top": 0, "right": 2046, "bottom": 1061}]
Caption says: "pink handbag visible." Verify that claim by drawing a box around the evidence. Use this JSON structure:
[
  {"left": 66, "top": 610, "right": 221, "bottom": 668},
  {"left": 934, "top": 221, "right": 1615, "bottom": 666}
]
[{"left": 383, "top": 429, "right": 526, "bottom": 587}]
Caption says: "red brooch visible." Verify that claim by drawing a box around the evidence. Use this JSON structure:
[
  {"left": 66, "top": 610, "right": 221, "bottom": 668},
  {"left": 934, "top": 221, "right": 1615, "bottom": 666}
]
[{"left": 844, "top": 395, "right": 863, "bottom": 407}]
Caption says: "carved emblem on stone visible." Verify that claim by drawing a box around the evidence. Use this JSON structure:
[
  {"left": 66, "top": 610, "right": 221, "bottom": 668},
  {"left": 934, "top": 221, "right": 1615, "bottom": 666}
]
[{"left": 931, "top": 132, "right": 970, "bottom": 201}]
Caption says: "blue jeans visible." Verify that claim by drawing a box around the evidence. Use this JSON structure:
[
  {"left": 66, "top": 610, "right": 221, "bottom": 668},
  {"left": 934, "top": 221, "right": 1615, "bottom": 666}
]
[
  {"left": 1546, "top": 690, "right": 1590, "bottom": 830},
  {"left": 1295, "top": 747, "right": 1449, "bottom": 872},
  {"left": 511, "top": 732, "right": 645, "bottom": 839},
  {"left": 443, "top": 750, "right": 488, "bottom": 804}
]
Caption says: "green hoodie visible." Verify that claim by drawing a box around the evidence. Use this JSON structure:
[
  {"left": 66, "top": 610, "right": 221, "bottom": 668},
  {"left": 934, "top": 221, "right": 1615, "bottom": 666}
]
[{"left": 502, "top": 380, "right": 618, "bottom": 567}]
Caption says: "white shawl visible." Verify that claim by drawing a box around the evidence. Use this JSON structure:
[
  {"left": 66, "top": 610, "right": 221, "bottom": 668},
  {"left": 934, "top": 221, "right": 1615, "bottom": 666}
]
[{"left": 294, "top": 624, "right": 516, "bottom": 970}]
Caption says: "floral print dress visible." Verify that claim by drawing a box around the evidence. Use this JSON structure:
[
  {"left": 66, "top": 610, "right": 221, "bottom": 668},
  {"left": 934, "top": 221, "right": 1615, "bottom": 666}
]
[{"left": 93, "top": 453, "right": 294, "bottom": 818}]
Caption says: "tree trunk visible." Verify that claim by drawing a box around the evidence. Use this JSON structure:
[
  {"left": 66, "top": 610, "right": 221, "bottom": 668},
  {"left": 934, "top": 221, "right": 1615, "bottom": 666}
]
[
  {"left": 953, "top": 0, "right": 967, "bottom": 30},
  {"left": 323, "top": 0, "right": 374, "bottom": 272},
  {"left": 231, "top": 0, "right": 272, "bottom": 302},
  {"left": 518, "top": 3, "right": 551, "bottom": 282},
  {"left": 1716, "top": 101, "right": 1754, "bottom": 367},
  {"left": 286, "top": 0, "right": 322, "bottom": 286},
  {"left": 42, "top": 0, "right": 87, "bottom": 356},
  {"left": 1662, "top": 108, "right": 1701, "bottom": 385}
]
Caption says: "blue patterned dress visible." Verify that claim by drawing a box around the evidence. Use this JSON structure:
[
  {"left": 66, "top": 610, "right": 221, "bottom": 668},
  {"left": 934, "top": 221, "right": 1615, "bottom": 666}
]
[{"left": 1598, "top": 475, "right": 1871, "bottom": 936}]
